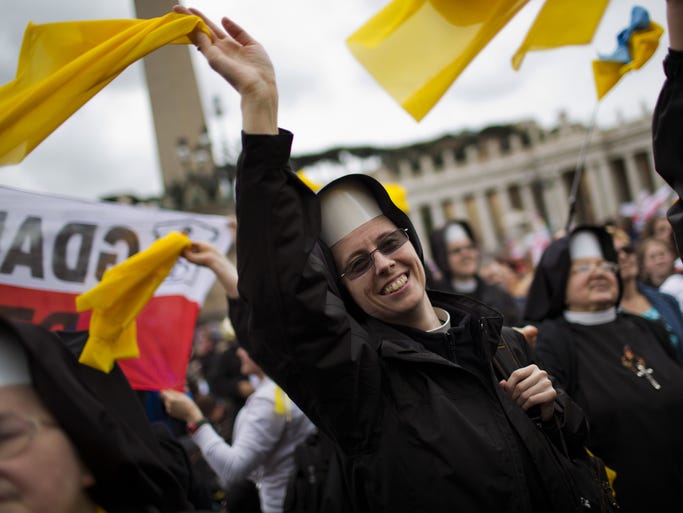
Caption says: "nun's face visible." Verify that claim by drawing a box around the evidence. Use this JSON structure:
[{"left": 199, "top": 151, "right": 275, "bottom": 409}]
[
  {"left": 564, "top": 257, "right": 619, "bottom": 312},
  {"left": 333, "top": 216, "right": 435, "bottom": 329},
  {"left": 0, "top": 385, "right": 95, "bottom": 513},
  {"left": 446, "top": 237, "right": 479, "bottom": 279}
]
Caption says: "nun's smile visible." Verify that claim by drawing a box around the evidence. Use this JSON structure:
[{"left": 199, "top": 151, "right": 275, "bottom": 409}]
[{"left": 333, "top": 216, "right": 438, "bottom": 330}]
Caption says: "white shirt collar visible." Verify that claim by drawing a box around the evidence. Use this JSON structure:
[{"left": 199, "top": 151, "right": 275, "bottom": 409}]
[
  {"left": 563, "top": 307, "right": 617, "bottom": 325},
  {"left": 451, "top": 278, "right": 477, "bottom": 293},
  {"left": 428, "top": 307, "right": 451, "bottom": 334}
]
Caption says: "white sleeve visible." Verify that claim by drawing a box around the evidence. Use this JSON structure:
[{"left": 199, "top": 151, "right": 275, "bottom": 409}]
[{"left": 191, "top": 394, "right": 287, "bottom": 489}]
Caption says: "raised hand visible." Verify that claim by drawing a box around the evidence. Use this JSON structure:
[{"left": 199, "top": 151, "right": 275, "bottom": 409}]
[{"left": 174, "top": 5, "right": 278, "bottom": 134}]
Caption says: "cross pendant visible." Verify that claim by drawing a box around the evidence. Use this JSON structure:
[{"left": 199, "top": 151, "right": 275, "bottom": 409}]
[{"left": 635, "top": 363, "right": 661, "bottom": 390}]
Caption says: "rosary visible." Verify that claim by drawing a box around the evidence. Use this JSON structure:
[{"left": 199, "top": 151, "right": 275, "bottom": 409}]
[{"left": 621, "top": 344, "right": 661, "bottom": 390}]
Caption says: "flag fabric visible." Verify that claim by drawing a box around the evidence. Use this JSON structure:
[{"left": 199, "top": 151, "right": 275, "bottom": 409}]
[
  {"left": 0, "top": 185, "right": 231, "bottom": 390},
  {"left": 592, "top": 6, "right": 663, "bottom": 100},
  {"left": 0, "top": 12, "right": 209, "bottom": 165},
  {"left": 347, "top": 0, "right": 529, "bottom": 121},
  {"left": 76, "top": 231, "right": 192, "bottom": 373},
  {"left": 511, "top": 0, "right": 610, "bottom": 70}
]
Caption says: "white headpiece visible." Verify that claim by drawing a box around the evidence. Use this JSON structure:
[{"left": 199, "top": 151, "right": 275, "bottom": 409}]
[
  {"left": 319, "top": 181, "right": 383, "bottom": 246},
  {"left": 569, "top": 231, "right": 603, "bottom": 260},
  {"left": 0, "top": 330, "right": 31, "bottom": 386},
  {"left": 445, "top": 223, "right": 470, "bottom": 244}
]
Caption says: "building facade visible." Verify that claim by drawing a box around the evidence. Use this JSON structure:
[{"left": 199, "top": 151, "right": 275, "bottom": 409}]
[{"left": 340, "top": 111, "right": 665, "bottom": 259}]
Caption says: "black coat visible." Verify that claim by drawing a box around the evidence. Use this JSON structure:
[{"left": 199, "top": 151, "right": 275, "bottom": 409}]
[
  {"left": 653, "top": 48, "right": 683, "bottom": 253},
  {"left": 231, "top": 131, "right": 600, "bottom": 513}
]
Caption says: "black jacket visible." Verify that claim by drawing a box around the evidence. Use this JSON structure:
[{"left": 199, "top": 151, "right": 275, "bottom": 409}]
[
  {"left": 653, "top": 48, "right": 683, "bottom": 253},
  {"left": 232, "top": 130, "right": 593, "bottom": 513}
]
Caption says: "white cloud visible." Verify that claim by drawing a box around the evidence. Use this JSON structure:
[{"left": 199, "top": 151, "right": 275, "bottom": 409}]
[{"left": 0, "top": 0, "right": 670, "bottom": 199}]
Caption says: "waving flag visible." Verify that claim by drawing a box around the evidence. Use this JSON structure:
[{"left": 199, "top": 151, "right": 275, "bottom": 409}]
[
  {"left": 592, "top": 6, "right": 663, "bottom": 100},
  {"left": 0, "top": 185, "right": 231, "bottom": 390},
  {"left": 347, "top": 0, "right": 529, "bottom": 121},
  {"left": 0, "top": 12, "right": 209, "bottom": 165},
  {"left": 511, "top": 0, "right": 610, "bottom": 70},
  {"left": 76, "top": 231, "right": 191, "bottom": 373}
]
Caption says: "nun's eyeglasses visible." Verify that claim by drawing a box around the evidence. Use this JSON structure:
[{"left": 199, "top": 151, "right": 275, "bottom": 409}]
[
  {"left": 0, "top": 413, "right": 57, "bottom": 461},
  {"left": 571, "top": 261, "right": 618, "bottom": 275},
  {"left": 340, "top": 229, "right": 410, "bottom": 280}
]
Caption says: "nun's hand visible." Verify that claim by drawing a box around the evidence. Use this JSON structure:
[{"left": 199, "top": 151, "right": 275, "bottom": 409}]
[{"left": 499, "top": 364, "right": 556, "bottom": 421}]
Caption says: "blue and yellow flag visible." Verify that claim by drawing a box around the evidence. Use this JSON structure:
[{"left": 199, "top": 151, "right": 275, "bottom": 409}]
[
  {"left": 0, "top": 12, "right": 209, "bottom": 165},
  {"left": 511, "top": 0, "right": 610, "bottom": 70},
  {"left": 592, "top": 6, "right": 663, "bottom": 100}
]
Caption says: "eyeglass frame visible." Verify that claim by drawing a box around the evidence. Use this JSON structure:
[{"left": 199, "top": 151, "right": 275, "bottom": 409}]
[
  {"left": 339, "top": 228, "right": 410, "bottom": 280},
  {"left": 570, "top": 260, "right": 619, "bottom": 275},
  {"left": 0, "top": 413, "right": 58, "bottom": 461},
  {"left": 447, "top": 243, "right": 477, "bottom": 256}
]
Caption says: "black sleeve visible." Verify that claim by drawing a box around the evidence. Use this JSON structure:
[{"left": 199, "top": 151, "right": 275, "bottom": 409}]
[{"left": 653, "top": 49, "right": 683, "bottom": 255}]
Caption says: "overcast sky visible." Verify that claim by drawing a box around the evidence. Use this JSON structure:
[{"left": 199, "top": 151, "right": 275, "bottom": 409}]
[{"left": 0, "top": 0, "right": 670, "bottom": 200}]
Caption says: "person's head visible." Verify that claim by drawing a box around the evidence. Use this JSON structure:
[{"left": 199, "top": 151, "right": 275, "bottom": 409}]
[
  {"left": 318, "top": 175, "right": 434, "bottom": 329},
  {"left": 564, "top": 229, "right": 620, "bottom": 312},
  {"left": 642, "top": 215, "right": 673, "bottom": 243},
  {"left": 236, "top": 346, "right": 264, "bottom": 377},
  {"left": 0, "top": 326, "right": 96, "bottom": 513},
  {"left": 429, "top": 220, "right": 479, "bottom": 282},
  {"left": 608, "top": 226, "right": 638, "bottom": 283},
  {"left": 524, "top": 225, "right": 621, "bottom": 321},
  {"left": 0, "top": 318, "right": 192, "bottom": 513},
  {"left": 638, "top": 237, "right": 677, "bottom": 286}
]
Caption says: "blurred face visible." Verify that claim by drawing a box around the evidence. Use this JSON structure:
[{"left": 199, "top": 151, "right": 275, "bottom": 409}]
[
  {"left": 0, "top": 385, "right": 95, "bottom": 513},
  {"left": 613, "top": 238, "right": 637, "bottom": 281},
  {"left": 565, "top": 257, "right": 619, "bottom": 312},
  {"left": 653, "top": 217, "right": 672, "bottom": 242},
  {"left": 333, "top": 216, "right": 433, "bottom": 329},
  {"left": 236, "top": 347, "right": 262, "bottom": 377},
  {"left": 446, "top": 237, "right": 479, "bottom": 280},
  {"left": 642, "top": 240, "right": 675, "bottom": 286}
]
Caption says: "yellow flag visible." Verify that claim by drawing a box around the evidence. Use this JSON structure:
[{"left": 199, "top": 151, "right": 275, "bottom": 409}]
[
  {"left": 592, "top": 21, "right": 664, "bottom": 100},
  {"left": 0, "top": 12, "right": 209, "bottom": 166},
  {"left": 76, "top": 231, "right": 191, "bottom": 372},
  {"left": 347, "top": 0, "right": 529, "bottom": 122},
  {"left": 511, "top": 0, "right": 610, "bottom": 70}
]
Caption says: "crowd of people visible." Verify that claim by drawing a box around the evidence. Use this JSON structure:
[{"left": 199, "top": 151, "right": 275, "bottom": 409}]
[{"left": 4, "top": 2, "right": 683, "bottom": 513}]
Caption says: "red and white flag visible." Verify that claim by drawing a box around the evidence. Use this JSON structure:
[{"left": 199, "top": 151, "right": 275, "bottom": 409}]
[{"left": 0, "top": 185, "right": 231, "bottom": 391}]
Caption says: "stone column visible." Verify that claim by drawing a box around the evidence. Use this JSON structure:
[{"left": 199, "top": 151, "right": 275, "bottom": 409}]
[
  {"left": 592, "top": 158, "right": 618, "bottom": 216},
  {"left": 623, "top": 153, "right": 644, "bottom": 200},
  {"left": 474, "top": 191, "right": 498, "bottom": 252}
]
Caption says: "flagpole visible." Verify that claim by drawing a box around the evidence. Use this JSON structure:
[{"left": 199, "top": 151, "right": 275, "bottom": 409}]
[{"left": 564, "top": 103, "right": 600, "bottom": 233}]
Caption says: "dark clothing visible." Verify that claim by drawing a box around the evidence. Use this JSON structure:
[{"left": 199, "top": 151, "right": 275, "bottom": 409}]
[
  {"left": 428, "top": 220, "right": 522, "bottom": 325},
  {"left": 534, "top": 315, "right": 683, "bottom": 513},
  {"left": 0, "top": 318, "right": 196, "bottom": 513},
  {"left": 653, "top": 48, "right": 683, "bottom": 254},
  {"left": 232, "top": 131, "right": 594, "bottom": 513},
  {"left": 437, "top": 274, "right": 522, "bottom": 326}
]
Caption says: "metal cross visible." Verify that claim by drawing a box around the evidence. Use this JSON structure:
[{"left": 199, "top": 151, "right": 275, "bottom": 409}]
[{"left": 635, "top": 362, "right": 661, "bottom": 390}]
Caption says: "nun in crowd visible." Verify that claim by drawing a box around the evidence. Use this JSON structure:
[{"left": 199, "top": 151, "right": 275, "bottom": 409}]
[
  {"left": 176, "top": 6, "right": 614, "bottom": 512},
  {"left": 524, "top": 226, "right": 683, "bottom": 513},
  {"left": 0, "top": 316, "right": 210, "bottom": 513},
  {"left": 428, "top": 219, "right": 522, "bottom": 325}
]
